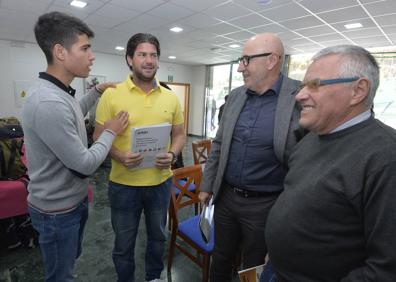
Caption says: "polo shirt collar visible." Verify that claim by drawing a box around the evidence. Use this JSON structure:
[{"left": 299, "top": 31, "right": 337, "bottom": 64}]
[
  {"left": 39, "top": 72, "right": 76, "bottom": 97},
  {"left": 126, "top": 75, "right": 161, "bottom": 92}
]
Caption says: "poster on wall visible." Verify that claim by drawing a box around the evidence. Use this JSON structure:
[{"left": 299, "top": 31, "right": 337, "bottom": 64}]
[
  {"left": 84, "top": 74, "right": 106, "bottom": 93},
  {"left": 14, "top": 80, "right": 32, "bottom": 108}
]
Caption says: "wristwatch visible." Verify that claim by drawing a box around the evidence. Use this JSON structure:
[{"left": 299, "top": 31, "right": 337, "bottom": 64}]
[{"left": 168, "top": 151, "right": 177, "bottom": 165}]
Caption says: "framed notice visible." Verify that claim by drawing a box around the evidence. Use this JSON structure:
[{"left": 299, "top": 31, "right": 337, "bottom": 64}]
[
  {"left": 14, "top": 80, "right": 32, "bottom": 108},
  {"left": 84, "top": 74, "right": 106, "bottom": 94}
]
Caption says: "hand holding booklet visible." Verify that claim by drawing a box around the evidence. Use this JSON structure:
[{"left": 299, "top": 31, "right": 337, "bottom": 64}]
[
  {"left": 131, "top": 123, "right": 172, "bottom": 169},
  {"left": 239, "top": 261, "right": 277, "bottom": 282},
  {"left": 238, "top": 263, "right": 266, "bottom": 282},
  {"left": 199, "top": 197, "right": 214, "bottom": 243}
]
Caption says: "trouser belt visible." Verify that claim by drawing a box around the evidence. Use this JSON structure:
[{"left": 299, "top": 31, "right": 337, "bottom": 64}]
[{"left": 225, "top": 182, "right": 281, "bottom": 198}]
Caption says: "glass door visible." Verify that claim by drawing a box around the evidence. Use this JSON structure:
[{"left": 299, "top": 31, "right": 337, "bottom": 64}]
[{"left": 204, "top": 64, "right": 231, "bottom": 138}]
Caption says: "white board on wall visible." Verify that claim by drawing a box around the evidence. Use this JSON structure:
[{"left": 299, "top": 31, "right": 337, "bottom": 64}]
[{"left": 14, "top": 80, "right": 31, "bottom": 108}]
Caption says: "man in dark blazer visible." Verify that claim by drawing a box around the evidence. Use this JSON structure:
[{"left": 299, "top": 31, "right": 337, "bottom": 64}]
[{"left": 199, "top": 33, "right": 303, "bottom": 282}]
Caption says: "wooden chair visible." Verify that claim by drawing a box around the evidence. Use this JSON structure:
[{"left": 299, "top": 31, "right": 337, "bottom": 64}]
[
  {"left": 192, "top": 139, "right": 212, "bottom": 165},
  {"left": 167, "top": 176, "right": 197, "bottom": 231},
  {"left": 167, "top": 164, "right": 214, "bottom": 282}
]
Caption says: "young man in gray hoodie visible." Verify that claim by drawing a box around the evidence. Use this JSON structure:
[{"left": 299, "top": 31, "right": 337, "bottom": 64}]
[{"left": 21, "top": 11, "right": 129, "bottom": 281}]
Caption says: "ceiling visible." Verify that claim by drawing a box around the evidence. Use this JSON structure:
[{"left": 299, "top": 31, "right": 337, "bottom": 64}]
[{"left": 1, "top": 0, "right": 396, "bottom": 65}]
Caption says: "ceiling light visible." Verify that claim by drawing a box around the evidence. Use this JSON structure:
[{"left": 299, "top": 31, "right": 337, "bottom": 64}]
[
  {"left": 170, "top": 27, "right": 183, "bottom": 33},
  {"left": 115, "top": 46, "right": 125, "bottom": 51},
  {"left": 70, "top": 0, "right": 87, "bottom": 8},
  {"left": 344, "top": 23, "right": 363, "bottom": 29},
  {"left": 168, "top": 56, "right": 176, "bottom": 59},
  {"left": 257, "top": 0, "right": 272, "bottom": 5},
  {"left": 229, "top": 44, "right": 240, "bottom": 48}
]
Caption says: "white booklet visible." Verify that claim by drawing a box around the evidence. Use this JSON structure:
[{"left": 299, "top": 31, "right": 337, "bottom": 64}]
[
  {"left": 131, "top": 123, "right": 172, "bottom": 169},
  {"left": 199, "top": 198, "right": 214, "bottom": 243}
]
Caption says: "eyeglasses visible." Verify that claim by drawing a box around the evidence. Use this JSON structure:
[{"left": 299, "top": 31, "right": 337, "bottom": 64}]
[
  {"left": 237, "top": 53, "right": 273, "bottom": 66},
  {"left": 298, "top": 77, "right": 360, "bottom": 91}
]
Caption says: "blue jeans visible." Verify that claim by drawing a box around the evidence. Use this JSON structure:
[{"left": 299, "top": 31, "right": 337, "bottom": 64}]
[
  {"left": 108, "top": 178, "right": 172, "bottom": 282},
  {"left": 28, "top": 197, "right": 88, "bottom": 282}
]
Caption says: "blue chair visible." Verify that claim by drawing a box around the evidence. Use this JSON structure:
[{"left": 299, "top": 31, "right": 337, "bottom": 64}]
[
  {"left": 192, "top": 139, "right": 212, "bottom": 165},
  {"left": 167, "top": 164, "right": 214, "bottom": 282},
  {"left": 173, "top": 179, "right": 196, "bottom": 195}
]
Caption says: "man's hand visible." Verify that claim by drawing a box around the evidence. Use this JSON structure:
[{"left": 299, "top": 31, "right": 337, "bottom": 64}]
[
  {"left": 103, "top": 111, "right": 129, "bottom": 135},
  {"left": 199, "top": 192, "right": 212, "bottom": 205},
  {"left": 95, "top": 82, "right": 118, "bottom": 95},
  {"left": 155, "top": 152, "right": 173, "bottom": 169},
  {"left": 115, "top": 151, "right": 144, "bottom": 168}
]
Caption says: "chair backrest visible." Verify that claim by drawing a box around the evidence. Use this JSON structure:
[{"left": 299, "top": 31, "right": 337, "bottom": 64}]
[
  {"left": 192, "top": 139, "right": 212, "bottom": 165},
  {"left": 170, "top": 164, "right": 202, "bottom": 226}
]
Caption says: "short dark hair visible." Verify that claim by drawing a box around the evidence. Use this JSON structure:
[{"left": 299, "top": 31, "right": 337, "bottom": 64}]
[
  {"left": 34, "top": 11, "right": 94, "bottom": 64},
  {"left": 125, "top": 33, "right": 160, "bottom": 70}
]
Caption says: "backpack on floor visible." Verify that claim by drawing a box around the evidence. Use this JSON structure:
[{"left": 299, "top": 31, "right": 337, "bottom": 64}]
[
  {"left": 0, "top": 213, "right": 39, "bottom": 251},
  {"left": 0, "top": 117, "right": 26, "bottom": 180}
]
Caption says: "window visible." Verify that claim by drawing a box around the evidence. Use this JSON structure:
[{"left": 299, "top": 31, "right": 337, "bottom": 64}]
[
  {"left": 373, "top": 54, "right": 396, "bottom": 128},
  {"left": 205, "top": 64, "right": 232, "bottom": 138},
  {"left": 231, "top": 63, "right": 244, "bottom": 91}
]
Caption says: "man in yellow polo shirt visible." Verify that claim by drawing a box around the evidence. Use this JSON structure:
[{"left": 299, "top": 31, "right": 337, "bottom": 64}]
[{"left": 93, "top": 33, "right": 186, "bottom": 282}]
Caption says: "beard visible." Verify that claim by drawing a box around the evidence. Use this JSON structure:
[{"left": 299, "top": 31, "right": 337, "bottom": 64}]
[{"left": 133, "top": 68, "right": 157, "bottom": 83}]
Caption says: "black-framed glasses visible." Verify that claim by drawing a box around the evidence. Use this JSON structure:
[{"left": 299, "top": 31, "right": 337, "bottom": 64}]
[
  {"left": 237, "top": 52, "right": 272, "bottom": 66},
  {"left": 298, "top": 77, "right": 360, "bottom": 91}
]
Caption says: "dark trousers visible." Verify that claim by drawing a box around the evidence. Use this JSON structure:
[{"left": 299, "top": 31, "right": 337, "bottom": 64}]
[{"left": 210, "top": 185, "right": 279, "bottom": 282}]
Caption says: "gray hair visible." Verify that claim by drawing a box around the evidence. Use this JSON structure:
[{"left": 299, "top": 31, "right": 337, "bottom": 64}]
[{"left": 312, "top": 45, "right": 379, "bottom": 109}]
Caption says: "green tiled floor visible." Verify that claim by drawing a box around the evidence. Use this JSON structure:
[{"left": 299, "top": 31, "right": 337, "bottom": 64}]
[{"left": 1, "top": 136, "right": 242, "bottom": 282}]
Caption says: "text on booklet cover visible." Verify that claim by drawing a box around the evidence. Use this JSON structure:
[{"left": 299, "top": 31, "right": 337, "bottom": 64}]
[{"left": 131, "top": 123, "right": 172, "bottom": 169}]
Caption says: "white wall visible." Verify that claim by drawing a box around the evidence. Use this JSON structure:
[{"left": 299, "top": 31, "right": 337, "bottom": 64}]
[
  {"left": 190, "top": 65, "right": 206, "bottom": 136},
  {"left": 0, "top": 39, "right": 206, "bottom": 135}
]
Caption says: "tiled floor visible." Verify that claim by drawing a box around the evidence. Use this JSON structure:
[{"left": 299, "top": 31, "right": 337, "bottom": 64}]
[{"left": 0, "top": 136, "right": 240, "bottom": 282}]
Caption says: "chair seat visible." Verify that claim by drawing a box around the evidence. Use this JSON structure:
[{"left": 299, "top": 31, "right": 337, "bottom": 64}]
[
  {"left": 0, "top": 178, "right": 28, "bottom": 219},
  {"left": 178, "top": 215, "right": 214, "bottom": 252},
  {"left": 168, "top": 165, "right": 210, "bottom": 281},
  {"left": 173, "top": 179, "right": 196, "bottom": 195}
]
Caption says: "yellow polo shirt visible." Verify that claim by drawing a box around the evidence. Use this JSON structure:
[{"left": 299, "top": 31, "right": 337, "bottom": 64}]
[{"left": 96, "top": 76, "right": 184, "bottom": 186}]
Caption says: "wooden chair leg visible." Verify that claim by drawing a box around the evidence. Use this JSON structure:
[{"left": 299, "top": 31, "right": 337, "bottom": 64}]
[
  {"left": 167, "top": 227, "right": 177, "bottom": 272},
  {"left": 168, "top": 206, "right": 172, "bottom": 231},
  {"left": 202, "top": 254, "right": 210, "bottom": 282},
  {"left": 193, "top": 197, "right": 201, "bottom": 218}
]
